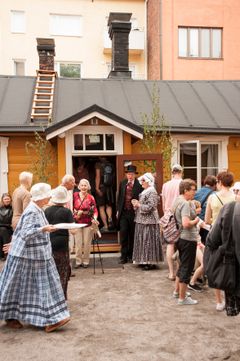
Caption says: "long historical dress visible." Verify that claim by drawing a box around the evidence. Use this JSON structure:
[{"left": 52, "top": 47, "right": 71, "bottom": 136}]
[
  {"left": 132, "top": 186, "right": 164, "bottom": 264},
  {"left": 0, "top": 202, "right": 70, "bottom": 327}
]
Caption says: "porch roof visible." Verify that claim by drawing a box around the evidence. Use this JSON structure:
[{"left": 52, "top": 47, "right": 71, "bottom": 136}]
[{"left": 1, "top": 75, "right": 240, "bottom": 135}]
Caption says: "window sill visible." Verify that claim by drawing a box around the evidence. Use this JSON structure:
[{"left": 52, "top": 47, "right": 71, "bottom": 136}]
[{"left": 178, "top": 56, "right": 223, "bottom": 60}]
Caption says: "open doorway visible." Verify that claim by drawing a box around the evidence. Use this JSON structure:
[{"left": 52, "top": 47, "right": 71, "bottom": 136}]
[{"left": 72, "top": 155, "right": 119, "bottom": 249}]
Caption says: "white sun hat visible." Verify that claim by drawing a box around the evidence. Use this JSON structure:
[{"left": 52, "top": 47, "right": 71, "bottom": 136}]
[
  {"left": 31, "top": 183, "right": 52, "bottom": 201},
  {"left": 51, "top": 185, "right": 70, "bottom": 204}
]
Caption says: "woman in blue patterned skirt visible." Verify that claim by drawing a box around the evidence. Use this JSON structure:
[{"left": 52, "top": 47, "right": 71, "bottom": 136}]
[
  {"left": 132, "top": 173, "right": 164, "bottom": 270},
  {"left": 0, "top": 183, "right": 70, "bottom": 332}
]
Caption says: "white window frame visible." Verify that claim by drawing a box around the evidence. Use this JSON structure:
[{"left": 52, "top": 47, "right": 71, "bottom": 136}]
[
  {"left": 49, "top": 14, "right": 83, "bottom": 37},
  {"left": 11, "top": 10, "right": 26, "bottom": 33},
  {"left": 13, "top": 59, "right": 25, "bottom": 75},
  {"left": 0, "top": 137, "right": 9, "bottom": 194},
  {"left": 171, "top": 135, "right": 228, "bottom": 189},
  {"left": 178, "top": 27, "right": 222, "bottom": 59},
  {"left": 65, "top": 126, "right": 123, "bottom": 175},
  {"left": 55, "top": 62, "right": 81, "bottom": 78}
]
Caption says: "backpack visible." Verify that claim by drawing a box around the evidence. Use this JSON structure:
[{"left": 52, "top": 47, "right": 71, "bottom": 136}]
[
  {"left": 103, "top": 163, "right": 113, "bottom": 186},
  {"left": 159, "top": 208, "right": 180, "bottom": 244}
]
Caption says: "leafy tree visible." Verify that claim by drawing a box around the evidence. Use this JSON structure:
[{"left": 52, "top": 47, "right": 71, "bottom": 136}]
[
  {"left": 25, "top": 132, "right": 57, "bottom": 183},
  {"left": 141, "top": 83, "right": 175, "bottom": 181}
]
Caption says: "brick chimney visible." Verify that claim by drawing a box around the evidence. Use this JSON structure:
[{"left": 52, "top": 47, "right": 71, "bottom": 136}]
[
  {"left": 36, "top": 38, "right": 55, "bottom": 71},
  {"left": 108, "top": 12, "right": 132, "bottom": 79}
]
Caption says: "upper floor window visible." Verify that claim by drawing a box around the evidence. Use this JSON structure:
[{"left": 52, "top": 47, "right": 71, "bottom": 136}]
[
  {"left": 55, "top": 62, "right": 81, "bottom": 78},
  {"left": 13, "top": 60, "right": 25, "bottom": 75},
  {"left": 50, "top": 14, "right": 82, "bottom": 37},
  {"left": 11, "top": 10, "right": 26, "bottom": 33},
  {"left": 178, "top": 27, "right": 222, "bottom": 58}
]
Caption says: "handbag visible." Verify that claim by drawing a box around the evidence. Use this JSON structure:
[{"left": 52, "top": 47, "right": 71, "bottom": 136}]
[{"left": 204, "top": 202, "right": 236, "bottom": 291}]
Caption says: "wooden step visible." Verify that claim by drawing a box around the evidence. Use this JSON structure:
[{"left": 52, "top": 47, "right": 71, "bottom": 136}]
[
  {"left": 35, "top": 92, "right": 54, "bottom": 96},
  {"left": 35, "top": 86, "right": 54, "bottom": 90},
  {"left": 37, "top": 80, "right": 54, "bottom": 84},
  {"left": 31, "top": 113, "right": 51, "bottom": 117},
  {"left": 34, "top": 98, "right": 52, "bottom": 102},
  {"left": 37, "top": 70, "right": 56, "bottom": 74},
  {"left": 32, "top": 106, "right": 52, "bottom": 109}
]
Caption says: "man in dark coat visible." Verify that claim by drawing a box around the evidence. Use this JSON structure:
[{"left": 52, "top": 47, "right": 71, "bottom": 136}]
[
  {"left": 117, "top": 165, "right": 143, "bottom": 264},
  {"left": 206, "top": 201, "right": 240, "bottom": 316}
]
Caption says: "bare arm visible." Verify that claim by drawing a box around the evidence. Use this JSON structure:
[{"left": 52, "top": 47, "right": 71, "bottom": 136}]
[
  {"left": 95, "top": 168, "right": 102, "bottom": 196},
  {"left": 204, "top": 196, "right": 212, "bottom": 225},
  {"left": 182, "top": 215, "right": 199, "bottom": 228}
]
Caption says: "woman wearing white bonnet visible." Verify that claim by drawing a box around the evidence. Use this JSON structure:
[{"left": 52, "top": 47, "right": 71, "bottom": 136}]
[
  {"left": 0, "top": 182, "right": 70, "bottom": 332},
  {"left": 131, "top": 172, "right": 164, "bottom": 270}
]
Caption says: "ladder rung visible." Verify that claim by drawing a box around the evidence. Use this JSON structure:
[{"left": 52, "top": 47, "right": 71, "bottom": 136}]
[
  {"left": 35, "top": 92, "right": 54, "bottom": 96},
  {"left": 37, "top": 80, "right": 54, "bottom": 84},
  {"left": 35, "top": 86, "right": 54, "bottom": 90},
  {"left": 33, "top": 106, "right": 52, "bottom": 109},
  {"left": 37, "top": 73, "right": 55, "bottom": 77},
  {"left": 37, "top": 70, "right": 56, "bottom": 74},
  {"left": 31, "top": 113, "right": 51, "bottom": 117},
  {"left": 34, "top": 98, "right": 52, "bottom": 102}
]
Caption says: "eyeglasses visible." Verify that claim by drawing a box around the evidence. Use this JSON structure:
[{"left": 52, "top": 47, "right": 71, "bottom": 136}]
[{"left": 141, "top": 179, "right": 146, "bottom": 183}]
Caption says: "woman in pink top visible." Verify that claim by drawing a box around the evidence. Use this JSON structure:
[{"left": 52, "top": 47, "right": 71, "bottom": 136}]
[{"left": 73, "top": 179, "right": 98, "bottom": 268}]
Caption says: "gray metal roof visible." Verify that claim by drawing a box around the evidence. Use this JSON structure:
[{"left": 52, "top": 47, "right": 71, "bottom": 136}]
[{"left": 1, "top": 75, "right": 240, "bottom": 134}]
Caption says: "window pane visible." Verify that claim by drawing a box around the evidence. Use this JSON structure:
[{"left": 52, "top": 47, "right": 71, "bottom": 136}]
[
  {"left": 60, "top": 63, "right": 81, "bottom": 78},
  {"left": 180, "top": 143, "right": 197, "bottom": 167},
  {"left": 189, "top": 28, "right": 199, "bottom": 57},
  {"left": 14, "top": 61, "right": 25, "bottom": 75},
  {"left": 85, "top": 134, "right": 103, "bottom": 151},
  {"left": 212, "top": 29, "right": 222, "bottom": 58},
  {"left": 201, "top": 29, "right": 210, "bottom": 57},
  {"left": 74, "top": 135, "right": 83, "bottom": 150},
  {"left": 105, "top": 134, "right": 114, "bottom": 150},
  {"left": 201, "top": 144, "right": 218, "bottom": 167},
  {"left": 183, "top": 168, "right": 197, "bottom": 182},
  {"left": 11, "top": 11, "right": 25, "bottom": 33},
  {"left": 178, "top": 28, "right": 187, "bottom": 57},
  {"left": 50, "top": 14, "right": 82, "bottom": 36}
]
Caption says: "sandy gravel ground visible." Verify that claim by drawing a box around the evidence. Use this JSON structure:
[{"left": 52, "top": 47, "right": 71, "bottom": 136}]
[{"left": 1, "top": 255, "right": 240, "bottom": 361}]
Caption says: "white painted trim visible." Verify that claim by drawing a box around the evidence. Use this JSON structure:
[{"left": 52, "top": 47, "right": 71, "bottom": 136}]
[
  {"left": 46, "top": 111, "right": 143, "bottom": 140},
  {"left": 171, "top": 134, "right": 229, "bottom": 188},
  {"left": 65, "top": 126, "right": 123, "bottom": 175},
  {"left": 0, "top": 137, "right": 9, "bottom": 194}
]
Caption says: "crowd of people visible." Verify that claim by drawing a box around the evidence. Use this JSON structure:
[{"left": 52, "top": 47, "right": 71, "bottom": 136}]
[{"left": 0, "top": 164, "right": 240, "bottom": 332}]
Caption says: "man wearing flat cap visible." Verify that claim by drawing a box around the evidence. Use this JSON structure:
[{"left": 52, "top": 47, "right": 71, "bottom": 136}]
[{"left": 116, "top": 165, "right": 143, "bottom": 264}]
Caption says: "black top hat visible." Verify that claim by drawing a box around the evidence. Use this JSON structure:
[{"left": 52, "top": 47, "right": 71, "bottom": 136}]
[{"left": 125, "top": 165, "right": 138, "bottom": 174}]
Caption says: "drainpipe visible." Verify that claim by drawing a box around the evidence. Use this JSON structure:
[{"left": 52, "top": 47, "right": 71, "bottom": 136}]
[
  {"left": 159, "top": 0, "right": 163, "bottom": 80},
  {"left": 145, "top": 0, "right": 148, "bottom": 79}
]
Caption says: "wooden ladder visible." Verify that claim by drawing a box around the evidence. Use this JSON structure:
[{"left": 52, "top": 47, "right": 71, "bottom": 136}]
[{"left": 31, "top": 70, "right": 57, "bottom": 123}]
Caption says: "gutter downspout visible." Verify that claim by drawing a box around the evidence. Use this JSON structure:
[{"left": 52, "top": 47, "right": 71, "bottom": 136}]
[
  {"left": 159, "top": 0, "right": 163, "bottom": 80},
  {"left": 145, "top": 0, "right": 148, "bottom": 79}
]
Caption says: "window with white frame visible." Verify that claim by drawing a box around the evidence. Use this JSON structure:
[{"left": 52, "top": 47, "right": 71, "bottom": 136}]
[
  {"left": 49, "top": 14, "right": 82, "bottom": 36},
  {"left": 11, "top": 10, "right": 26, "bottom": 33},
  {"left": 55, "top": 62, "right": 81, "bottom": 78},
  {"left": 178, "top": 27, "right": 222, "bottom": 58},
  {"left": 179, "top": 141, "right": 219, "bottom": 186},
  {"left": 13, "top": 60, "right": 25, "bottom": 75},
  {"left": 74, "top": 133, "right": 115, "bottom": 152}
]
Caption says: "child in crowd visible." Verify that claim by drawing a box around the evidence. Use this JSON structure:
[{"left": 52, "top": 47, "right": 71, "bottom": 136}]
[{"left": 188, "top": 200, "right": 208, "bottom": 292}]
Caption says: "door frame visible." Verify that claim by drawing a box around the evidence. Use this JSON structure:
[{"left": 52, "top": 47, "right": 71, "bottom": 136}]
[{"left": 117, "top": 153, "right": 163, "bottom": 203}]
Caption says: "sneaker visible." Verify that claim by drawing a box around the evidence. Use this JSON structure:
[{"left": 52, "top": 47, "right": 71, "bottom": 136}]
[
  {"left": 216, "top": 302, "right": 225, "bottom": 312},
  {"left": 173, "top": 291, "right": 191, "bottom": 299},
  {"left": 178, "top": 297, "right": 198, "bottom": 305},
  {"left": 188, "top": 283, "right": 203, "bottom": 292}
]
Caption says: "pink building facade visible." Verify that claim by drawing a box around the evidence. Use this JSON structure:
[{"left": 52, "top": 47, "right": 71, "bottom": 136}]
[{"left": 147, "top": 0, "right": 240, "bottom": 80}]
